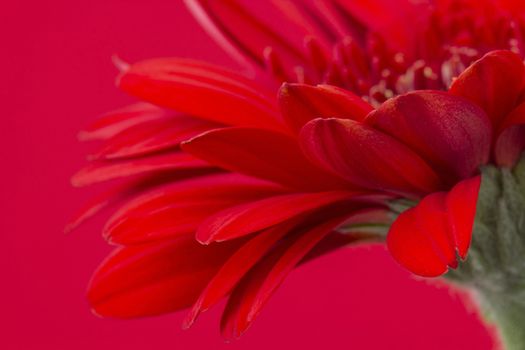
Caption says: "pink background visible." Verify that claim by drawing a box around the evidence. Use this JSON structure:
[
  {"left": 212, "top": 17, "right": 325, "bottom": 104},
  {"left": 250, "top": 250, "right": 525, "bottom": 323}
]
[{"left": 4, "top": 1, "right": 495, "bottom": 349}]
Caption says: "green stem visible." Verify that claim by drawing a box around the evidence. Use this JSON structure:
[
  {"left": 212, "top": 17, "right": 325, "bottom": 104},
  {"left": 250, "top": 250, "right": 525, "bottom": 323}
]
[
  {"left": 480, "top": 293, "right": 525, "bottom": 350},
  {"left": 444, "top": 159, "right": 525, "bottom": 350}
]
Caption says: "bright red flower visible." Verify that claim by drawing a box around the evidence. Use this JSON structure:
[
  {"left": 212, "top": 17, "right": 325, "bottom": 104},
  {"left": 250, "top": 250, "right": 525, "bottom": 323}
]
[{"left": 72, "top": 0, "right": 525, "bottom": 341}]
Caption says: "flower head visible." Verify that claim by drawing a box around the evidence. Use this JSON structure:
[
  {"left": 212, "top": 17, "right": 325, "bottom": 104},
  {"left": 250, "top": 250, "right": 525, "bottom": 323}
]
[{"left": 72, "top": 0, "right": 525, "bottom": 340}]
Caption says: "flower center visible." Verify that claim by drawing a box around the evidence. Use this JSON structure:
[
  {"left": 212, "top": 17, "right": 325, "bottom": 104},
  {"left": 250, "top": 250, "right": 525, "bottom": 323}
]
[{"left": 318, "top": 1, "right": 525, "bottom": 106}]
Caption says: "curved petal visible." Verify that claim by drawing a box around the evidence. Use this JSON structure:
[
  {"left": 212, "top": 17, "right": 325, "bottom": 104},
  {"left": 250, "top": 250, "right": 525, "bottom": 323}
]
[
  {"left": 184, "top": 0, "right": 307, "bottom": 68},
  {"left": 71, "top": 152, "right": 210, "bottom": 187},
  {"left": 335, "top": 0, "right": 429, "bottom": 55},
  {"left": 184, "top": 218, "right": 301, "bottom": 328},
  {"left": 450, "top": 50, "right": 525, "bottom": 127},
  {"left": 220, "top": 212, "right": 350, "bottom": 339},
  {"left": 195, "top": 191, "right": 358, "bottom": 244},
  {"left": 366, "top": 91, "right": 492, "bottom": 181},
  {"left": 300, "top": 118, "right": 444, "bottom": 196},
  {"left": 105, "top": 174, "right": 287, "bottom": 244},
  {"left": 387, "top": 177, "right": 481, "bottom": 277},
  {"left": 79, "top": 103, "right": 169, "bottom": 141},
  {"left": 117, "top": 58, "right": 283, "bottom": 131},
  {"left": 93, "top": 115, "right": 220, "bottom": 160},
  {"left": 279, "top": 83, "right": 373, "bottom": 133},
  {"left": 446, "top": 176, "right": 481, "bottom": 259},
  {"left": 181, "top": 127, "right": 350, "bottom": 190},
  {"left": 495, "top": 101, "right": 525, "bottom": 167},
  {"left": 387, "top": 204, "right": 450, "bottom": 277},
  {"left": 87, "top": 236, "right": 243, "bottom": 318}
]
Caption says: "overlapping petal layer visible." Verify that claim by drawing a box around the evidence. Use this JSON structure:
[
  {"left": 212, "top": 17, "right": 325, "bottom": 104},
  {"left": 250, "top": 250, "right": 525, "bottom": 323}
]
[
  {"left": 366, "top": 91, "right": 492, "bottom": 181},
  {"left": 300, "top": 117, "right": 444, "bottom": 196},
  {"left": 74, "top": 0, "right": 525, "bottom": 338}
]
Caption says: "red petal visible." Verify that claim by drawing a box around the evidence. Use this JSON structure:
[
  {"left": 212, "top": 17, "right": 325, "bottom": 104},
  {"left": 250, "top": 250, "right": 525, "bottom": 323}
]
[
  {"left": 279, "top": 83, "right": 373, "bottom": 133},
  {"left": 93, "top": 114, "right": 219, "bottom": 160},
  {"left": 196, "top": 191, "right": 357, "bottom": 244},
  {"left": 495, "top": 101, "right": 525, "bottom": 167},
  {"left": 450, "top": 50, "right": 525, "bottom": 127},
  {"left": 184, "top": 218, "right": 301, "bottom": 328},
  {"left": 105, "top": 174, "right": 287, "bottom": 244},
  {"left": 117, "top": 58, "right": 283, "bottom": 131},
  {"left": 387, "top": 176, "right": 481, "bottom": 277},
  {"left": 300, "top": 118, "right": 444, "bottom": 196},
  {"left": 446, "top": 176, "right": 481, "bottom": 259},
  {"left": 220, "top": 213, "right": 348, "bottom": 339},
  {"left": 335, "top": 0, "right": 427, "bottom": 54},
  {"left": 71, "top": 152, "right": 210, "bottom": 187},
  {"left": 184, "top": 0, "right": 307, "bottom": 69},
  {"left": 498, "top": 0, "right": 525, "bottom": 13},
  {"left": 181, "top": 127, "right": 349, "bottom": 190},
  {"left": 366, "top": 91, "right": 492, "bottom": 181},
  {"left": 79, "top": 103, "right": 168, "bottom": 141},
  {"left": 87, "top": 235, "right": 242, "bottom": 318},
  {"left": 387, "top": 206, "right": 449, "bottom": 277},
  {"left": 66, "top": 172, "right": 203, "bottom": 232}
]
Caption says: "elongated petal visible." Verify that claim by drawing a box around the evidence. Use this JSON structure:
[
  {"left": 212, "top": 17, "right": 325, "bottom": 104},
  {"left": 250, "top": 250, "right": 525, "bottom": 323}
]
[
  {"left": 182, "top": 127, "right": 349, "bottom": 190},
  {"left": 184, "top": 218, "right": 301, "bottom": 328},
  {"left": 387, "top": 177, "right": 481, "bottom": 277},
  {"left": 196, "top": 191, "right": 357, "bottom": 244},
  {"left": 498, "top": 0, "right": 525, "bottom": 13},
  {"left": 92, "top": 114, "right": 219, "bottom": 160},
  {"left": 105, "top": 174, "right": 287, "bottom": 244},
  {"left": 220, "top": 213, "right": 348, "bottom": 339},
  {"left": 87, "top": 236, "right": 242, "bottom": 318},
  {"left": 366, "top": 91, "right": 491, "bottom": 181},
  {"left": 117, "top": 58, "right": 283, "bottom": 131},
  {"left": 335, "top": 0, "right": 428, "bottom": 54},
  {"left": 495, "top": 101, "right": 525, "bottom": 167},
  {"left": 79, "top": 103, "right": 168, "bottom": 141},
  {"left": 71, "top": 152, "right": 210, "bottom": 187},
  {"left": 300, "top": 118, "right": 444, "bottom": 196},
  {"left": 279, "top": 83, "right": 373, "bottom": 133},
  {"left": 184, "top": 0, "right": 307, "bottom": 68},
  {"left": 450, "top": 50, "right": 525, "bottom": 126}
]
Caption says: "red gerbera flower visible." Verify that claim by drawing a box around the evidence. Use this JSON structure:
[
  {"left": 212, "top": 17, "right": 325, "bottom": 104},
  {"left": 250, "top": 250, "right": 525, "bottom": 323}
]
[{"left": 72, "top": 0, "right": 525, "bottom": 347}]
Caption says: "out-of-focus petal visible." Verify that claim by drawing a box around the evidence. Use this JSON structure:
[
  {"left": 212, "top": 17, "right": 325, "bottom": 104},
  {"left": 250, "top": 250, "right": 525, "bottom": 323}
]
[
  {"left": 184, "top": 0, "right": 307, "bottom": 68},
  {"left": 93, "top": 115, "right": 220, "bottom": 160},
  {"left": 79, "top": 103, "right": 169, "bottom": 141},
  {"left": 71, "top": 152, "right": 210, "bottom": 187},
  {"left": 335, "top": 0, "right": 429, "bottom": 54}
]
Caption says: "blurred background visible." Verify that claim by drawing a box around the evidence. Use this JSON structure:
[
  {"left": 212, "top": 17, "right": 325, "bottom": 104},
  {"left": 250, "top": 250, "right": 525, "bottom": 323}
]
[{"left": 3, "top": 1, "right": 495, "bottom": 349}]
